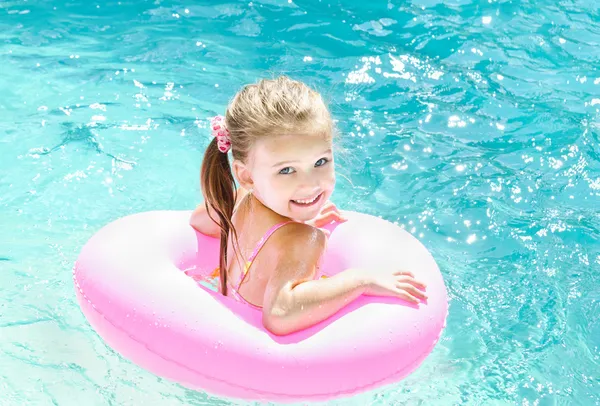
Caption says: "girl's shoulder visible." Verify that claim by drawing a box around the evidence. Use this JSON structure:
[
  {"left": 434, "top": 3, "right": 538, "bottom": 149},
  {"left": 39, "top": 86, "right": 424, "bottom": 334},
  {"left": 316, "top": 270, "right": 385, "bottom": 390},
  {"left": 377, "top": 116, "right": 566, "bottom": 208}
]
[
  {"left": 270, "top": 221, "right": 328, "bottom": 254},
  {"left": 235, "top": 193, "right": 328, "bottom": 256}
]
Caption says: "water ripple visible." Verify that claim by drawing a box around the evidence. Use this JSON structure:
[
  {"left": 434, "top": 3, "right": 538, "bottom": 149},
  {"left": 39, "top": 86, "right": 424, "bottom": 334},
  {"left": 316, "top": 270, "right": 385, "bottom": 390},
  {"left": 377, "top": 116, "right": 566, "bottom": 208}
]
[{"left": 1, "top": 0, "right": 599, "bottom": 404}]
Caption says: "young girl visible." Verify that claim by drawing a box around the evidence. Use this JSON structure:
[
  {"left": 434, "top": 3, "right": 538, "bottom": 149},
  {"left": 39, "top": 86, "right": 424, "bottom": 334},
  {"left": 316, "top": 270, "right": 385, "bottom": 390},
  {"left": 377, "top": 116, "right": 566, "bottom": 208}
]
[{"left": 190, "top": 76, "right": 427, "bottom": 336}]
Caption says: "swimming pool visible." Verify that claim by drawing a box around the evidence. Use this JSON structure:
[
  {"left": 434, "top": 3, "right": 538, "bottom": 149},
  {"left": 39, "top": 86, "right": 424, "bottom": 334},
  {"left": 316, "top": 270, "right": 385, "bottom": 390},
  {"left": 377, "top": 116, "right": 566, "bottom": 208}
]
[{"left": 1, "top": 0, "right": 598, "bottom": 404}]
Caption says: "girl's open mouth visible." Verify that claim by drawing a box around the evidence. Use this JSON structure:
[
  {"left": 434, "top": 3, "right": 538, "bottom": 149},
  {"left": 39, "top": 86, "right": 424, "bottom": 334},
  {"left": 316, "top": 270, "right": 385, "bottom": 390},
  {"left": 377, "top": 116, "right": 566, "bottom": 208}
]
[{"left": 291, "top": 192, "right": 323, "bottom": 207}]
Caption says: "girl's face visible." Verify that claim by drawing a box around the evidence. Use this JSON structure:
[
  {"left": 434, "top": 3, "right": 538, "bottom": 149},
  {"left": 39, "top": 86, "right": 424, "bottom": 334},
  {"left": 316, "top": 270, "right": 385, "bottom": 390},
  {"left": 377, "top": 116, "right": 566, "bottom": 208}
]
[{"left": 236, "top": 133, "right": 336, "bottom": 222}]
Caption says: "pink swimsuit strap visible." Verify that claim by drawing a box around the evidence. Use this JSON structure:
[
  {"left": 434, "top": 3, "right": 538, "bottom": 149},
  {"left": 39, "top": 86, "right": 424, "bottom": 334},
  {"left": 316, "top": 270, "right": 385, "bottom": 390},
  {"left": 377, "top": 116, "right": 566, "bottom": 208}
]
[
  {"left": 234, "top": 221, "right": 295, "bottom": 294},
  {"left": 248, "top": 221, "right": 295, "bottom": 263}
]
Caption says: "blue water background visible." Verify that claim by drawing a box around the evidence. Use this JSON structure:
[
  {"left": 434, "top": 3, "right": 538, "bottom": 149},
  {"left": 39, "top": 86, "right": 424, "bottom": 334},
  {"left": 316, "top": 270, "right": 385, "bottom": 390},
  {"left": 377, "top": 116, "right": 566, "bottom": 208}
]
[{"left": 1, "top": 0, "right": 599, "bottom": 404}]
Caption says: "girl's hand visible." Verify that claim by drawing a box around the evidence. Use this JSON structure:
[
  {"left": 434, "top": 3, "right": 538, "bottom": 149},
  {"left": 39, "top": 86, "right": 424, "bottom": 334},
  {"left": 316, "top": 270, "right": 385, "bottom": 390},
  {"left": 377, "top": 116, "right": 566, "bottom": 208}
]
[
  {"left": 305, "top": 201, "right": 348, "bottom": 229},
  {"left": 362, "top": 270, "right": 428, "bottom": 304}
]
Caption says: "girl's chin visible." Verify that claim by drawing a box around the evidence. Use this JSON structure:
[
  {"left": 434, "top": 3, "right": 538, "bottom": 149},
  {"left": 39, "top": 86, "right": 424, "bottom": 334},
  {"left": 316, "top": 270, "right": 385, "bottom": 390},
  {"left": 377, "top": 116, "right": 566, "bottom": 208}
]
[{"left": 288, "top": 204, "right": 326, "bottom": 222}]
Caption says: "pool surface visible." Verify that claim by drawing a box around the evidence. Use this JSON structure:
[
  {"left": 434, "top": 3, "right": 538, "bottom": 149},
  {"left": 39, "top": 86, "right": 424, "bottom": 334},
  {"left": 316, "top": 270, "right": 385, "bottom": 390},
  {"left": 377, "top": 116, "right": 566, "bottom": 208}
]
[{"left": 1, "top": 0, "right": 599, "bottom": 405}]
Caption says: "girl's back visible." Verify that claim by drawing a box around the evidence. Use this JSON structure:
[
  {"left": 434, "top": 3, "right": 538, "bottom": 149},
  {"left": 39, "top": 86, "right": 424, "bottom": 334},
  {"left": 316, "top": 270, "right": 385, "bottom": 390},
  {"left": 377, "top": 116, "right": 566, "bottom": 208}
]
[
  {"left": 226, "top": 191, "right": 291, "bottom": 308},
  {"left": 195, "top": 188, "right": 327, "bottom": 309}
]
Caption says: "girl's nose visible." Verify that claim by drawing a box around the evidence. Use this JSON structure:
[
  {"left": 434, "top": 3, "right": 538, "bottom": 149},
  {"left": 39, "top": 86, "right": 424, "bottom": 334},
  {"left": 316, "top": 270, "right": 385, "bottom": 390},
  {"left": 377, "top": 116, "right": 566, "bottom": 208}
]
[{"left": 297, "top": 174, "right": 321, "bottom": 193}]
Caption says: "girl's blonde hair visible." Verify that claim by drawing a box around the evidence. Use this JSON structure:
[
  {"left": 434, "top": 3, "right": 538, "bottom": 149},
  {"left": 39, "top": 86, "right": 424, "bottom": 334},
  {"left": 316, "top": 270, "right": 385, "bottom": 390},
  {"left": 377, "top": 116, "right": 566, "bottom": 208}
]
[{"left": 201, "top": 76, "right": 333, "bottom": 294}]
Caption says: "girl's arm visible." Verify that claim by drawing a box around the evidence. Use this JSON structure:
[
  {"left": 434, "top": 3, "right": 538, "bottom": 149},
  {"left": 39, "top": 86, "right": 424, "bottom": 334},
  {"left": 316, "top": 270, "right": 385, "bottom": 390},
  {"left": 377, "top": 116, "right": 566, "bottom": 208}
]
[
  {"left": 262, "top": 223, "right": 427, "bottom": 336},
  {"left": 189, "top": 187, "right": 248, "bottom": 237},
  {"left": 261, "top": 223, "right": 369, "bottom": 335}
]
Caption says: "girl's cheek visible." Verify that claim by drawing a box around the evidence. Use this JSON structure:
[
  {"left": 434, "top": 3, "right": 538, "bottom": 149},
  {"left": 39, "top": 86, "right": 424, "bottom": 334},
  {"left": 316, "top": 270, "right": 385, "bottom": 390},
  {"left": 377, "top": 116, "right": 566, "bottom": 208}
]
[
  {"left": 325, "top": 170, "right": 336, "bottom": 187},
  {"left": 269, "top": 176, "right": 292, "bottom": 195}
]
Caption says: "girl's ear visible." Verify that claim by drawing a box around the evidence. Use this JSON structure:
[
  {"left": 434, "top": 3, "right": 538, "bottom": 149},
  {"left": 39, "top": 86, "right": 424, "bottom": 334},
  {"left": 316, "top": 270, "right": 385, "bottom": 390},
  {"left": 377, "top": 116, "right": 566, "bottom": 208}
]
[{"left": 232, "top": 160, "right": 254, "bottom": 191}]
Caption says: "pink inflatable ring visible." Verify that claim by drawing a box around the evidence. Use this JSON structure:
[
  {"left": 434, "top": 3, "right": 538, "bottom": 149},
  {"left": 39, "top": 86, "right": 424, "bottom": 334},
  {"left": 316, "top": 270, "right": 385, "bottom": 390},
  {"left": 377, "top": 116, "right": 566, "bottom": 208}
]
[{"left": 73, "top": 210, "right": 448, "bottom": 403}]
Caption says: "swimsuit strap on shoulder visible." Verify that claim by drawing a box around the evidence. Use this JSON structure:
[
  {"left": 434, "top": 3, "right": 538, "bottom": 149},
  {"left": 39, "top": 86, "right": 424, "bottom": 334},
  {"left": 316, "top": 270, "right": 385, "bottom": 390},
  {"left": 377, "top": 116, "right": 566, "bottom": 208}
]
[
  {"left": 247, "top": 221, "right": 295, "bottom": 263},
  {"left": 233, "top": 220, "right": 295, "bottom": 307}
]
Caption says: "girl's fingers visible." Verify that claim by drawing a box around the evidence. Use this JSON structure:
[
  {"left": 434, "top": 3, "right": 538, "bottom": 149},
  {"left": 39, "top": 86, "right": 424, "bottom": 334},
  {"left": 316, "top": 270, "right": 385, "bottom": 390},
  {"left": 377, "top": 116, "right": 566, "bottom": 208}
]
[
  {"left": 317, "top": 202, "right": 348, "bottom": 222},
  {"left": 394, "top": 271, "right": 427, "bottom": 289},
  {"left": 394, "top": 270, "right": 414, "bottom": 277},
  {"left": 313, "top": 211, "right": 346, "bottom": 227},
  {"left": 398, "top": 283, "right": 428, "bottom": 299},
  {"left": 407, "top": 278, "right": 427, "bottom": 290},
  {"left": 398, "top": 291, "right": 420, "bottom": 303},
  {"left": 318, "top": 202, "right": 336, "bottom": 214}
]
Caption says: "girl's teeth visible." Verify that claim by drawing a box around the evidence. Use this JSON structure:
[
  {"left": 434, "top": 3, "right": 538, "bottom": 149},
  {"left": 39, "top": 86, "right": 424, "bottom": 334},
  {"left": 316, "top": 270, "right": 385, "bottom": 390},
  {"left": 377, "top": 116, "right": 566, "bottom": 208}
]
[{"left": 294, "top": 195, "right": 319, "bottom": 204}]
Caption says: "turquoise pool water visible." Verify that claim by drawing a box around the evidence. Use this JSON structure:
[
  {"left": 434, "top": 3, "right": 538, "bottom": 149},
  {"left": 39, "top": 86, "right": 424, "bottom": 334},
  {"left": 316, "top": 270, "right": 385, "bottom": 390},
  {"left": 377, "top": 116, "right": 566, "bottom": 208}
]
[{"left": 1, "top": 0, "right": 599, "bottom": 404}]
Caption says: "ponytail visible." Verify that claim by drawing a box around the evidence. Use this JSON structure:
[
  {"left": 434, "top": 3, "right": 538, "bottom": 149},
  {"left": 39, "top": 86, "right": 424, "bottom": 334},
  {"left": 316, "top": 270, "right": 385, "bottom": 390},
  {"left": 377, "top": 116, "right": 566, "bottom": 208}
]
[{"left": 200, "top": 137, "right": 237, "bottom": 295}]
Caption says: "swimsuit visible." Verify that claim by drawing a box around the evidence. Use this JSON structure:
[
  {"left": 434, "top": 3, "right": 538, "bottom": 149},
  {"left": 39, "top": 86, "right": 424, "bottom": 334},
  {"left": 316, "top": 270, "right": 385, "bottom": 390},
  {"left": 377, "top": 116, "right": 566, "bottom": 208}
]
[
  {"left": 207, "top": 220, "right": 328, "bottom": 308},
  {"left": 195, "top": 194, "right": 327, "bottom": 308},
  {"left": 208, "top": 221, "right": 292, "bottom": 308}
]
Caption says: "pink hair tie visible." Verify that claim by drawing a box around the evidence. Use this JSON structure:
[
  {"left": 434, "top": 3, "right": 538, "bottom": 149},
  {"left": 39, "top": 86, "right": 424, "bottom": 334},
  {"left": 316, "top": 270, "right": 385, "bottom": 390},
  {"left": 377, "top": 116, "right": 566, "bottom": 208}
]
[{"left": 211, "top": 115, "right": 231, "bottom": 153}]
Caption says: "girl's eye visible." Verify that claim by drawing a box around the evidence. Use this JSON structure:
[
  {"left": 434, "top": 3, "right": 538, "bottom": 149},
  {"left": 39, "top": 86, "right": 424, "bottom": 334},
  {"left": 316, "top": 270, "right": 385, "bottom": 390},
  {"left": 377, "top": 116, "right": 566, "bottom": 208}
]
[
  {"left": 279, "top": 167, "right": 295, "bottom": 175},
  {"left": 315, "top": 158, "right": 329, "bottom": 167}
]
